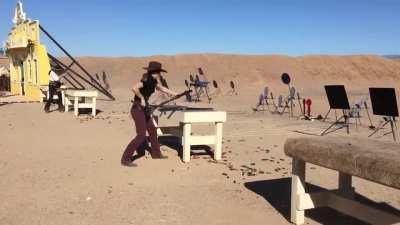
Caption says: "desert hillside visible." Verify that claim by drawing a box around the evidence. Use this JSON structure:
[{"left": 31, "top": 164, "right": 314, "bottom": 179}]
[
  {"left": 2, "top": 54, "right": 400, "bottom": 101},
  {"left": 70, "top": 54, "right": 400, "bottom": 96}
]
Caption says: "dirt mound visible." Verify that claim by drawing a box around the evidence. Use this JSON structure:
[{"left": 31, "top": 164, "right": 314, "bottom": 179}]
[{"left": 63, "top": 54, "right": 399, "bottom": 96}]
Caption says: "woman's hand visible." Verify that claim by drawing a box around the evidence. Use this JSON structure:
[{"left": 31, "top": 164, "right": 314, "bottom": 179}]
[{"left": 157, "top": 85, "right": 178, "bottom": 97}]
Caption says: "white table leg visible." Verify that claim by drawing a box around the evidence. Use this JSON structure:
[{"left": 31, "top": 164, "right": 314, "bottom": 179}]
[
  {"left": 182, "top": 123, "right": 192, "bottom": 163},
  {"left": 61, "top": 90, "right": 65, "bottom": 106},
  {"left": 153, "top": 117, "right": 164, "bottom": 136},
  {"left": 65, "top": 97, "right": 69, "bottom": 112},
  {"left": 92, "top": 97, "right": 96, "bottom": 116},
  {"left": 214, "top": 122, "right": 223, "bottom": 161},
  {"left": 291, "top": 159, "right": 306, "bottom": 225},
  {"left": 74, "top": 96, "right": 79, "bottom": 116}
]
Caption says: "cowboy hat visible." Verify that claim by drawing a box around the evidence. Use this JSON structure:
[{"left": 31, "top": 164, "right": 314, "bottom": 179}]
[{"left": 143, "top": 61, "right": 167, "bottom": 73}]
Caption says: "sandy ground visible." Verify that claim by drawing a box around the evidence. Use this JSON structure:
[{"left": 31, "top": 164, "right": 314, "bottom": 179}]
[{"left": 1, "top": 55, "right": 400, "bottom": 225}]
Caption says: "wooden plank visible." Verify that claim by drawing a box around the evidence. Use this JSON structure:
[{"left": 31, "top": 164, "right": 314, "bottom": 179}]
[
  {"left": 66, "top": 90, "right": 98, "bottom": 97},
  {"left": 284, "top": 137, "right": 400, "bottom": 189},
  {"left": 78, "top": 103, "right": 94, "bottom": 108},
  {"left": 181, "top": 111, "right": 227, "bottom": 123},
  {"left": 214, "top": 122, "right": 223, "bottom": 161},
  {"left": 182, "top": 123, "right": 192, "bottom": 163}
]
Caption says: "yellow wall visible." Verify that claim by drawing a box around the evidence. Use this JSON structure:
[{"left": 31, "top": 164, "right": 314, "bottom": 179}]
[{"left": 6, "top": 20, "right": 51, "bottom": 101}]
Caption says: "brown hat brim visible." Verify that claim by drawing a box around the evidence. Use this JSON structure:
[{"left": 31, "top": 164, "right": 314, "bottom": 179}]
[{"left": 143, "top": 67, "right": 168, "bottom": 73}]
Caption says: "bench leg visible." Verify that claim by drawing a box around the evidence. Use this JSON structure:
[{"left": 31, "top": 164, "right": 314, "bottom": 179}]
[
  {"left": 64, "top": 98, "right": 69, "bottom": 112},
  {"left": 153, "top": 117, "right": 164, "bottom": 136},
  {"left": 182, "top": 123, "right": 191, "bottom": 163},
  {"left": 291, "top": 159, "right": 306, "bottom": 225},
  {"left": 214, "top": 122, "right": 223, "bottom": 161},
  {"left": 338, "top": 172, "right": 354, "bottom": 199},
  {"left": 74, "top": 96, "right": 78, "bottom": 116},
  {"left": 92, "top": 97, "right": 96, "bottom": 116},
  {"left": 61, "top": 91, "right": 65, "bottom": 106}
]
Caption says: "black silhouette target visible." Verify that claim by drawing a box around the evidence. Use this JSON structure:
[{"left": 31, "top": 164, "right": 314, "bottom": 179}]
[
  {"left": 281, "top": 73, "right": 291, "bottom": 85},
  {"left": 324, "top": 85, "right": 350, "bottom": 110},
  {"left": 213, "top": 80, "right": 218, "bottom": 89},
  {"left": 230, "top": 81, "right": 235, "bottom": 89},
  {"left": 369, "top": 88, "right": 399, "bottom": 117}
]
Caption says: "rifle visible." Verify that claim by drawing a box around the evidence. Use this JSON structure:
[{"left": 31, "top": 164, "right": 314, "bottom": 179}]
[{"left": 144, "top": 90, "right": 192, "bottom": 120}]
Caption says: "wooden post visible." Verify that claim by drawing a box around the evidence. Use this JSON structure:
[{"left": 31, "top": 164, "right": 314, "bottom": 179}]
[
  {"left": 214, "top": 122, "right": 223, "bottom": 161},
  {"left": 291, "top": 159, "right": 306, "bottom": 225},
  {"left": 182, "top": 123, "right": 192, "bottom": 163},
  {"left": 338, "top": 172, "right": 354, "bottom": 199},
  {"left": 74, "top": 96, "right": 78, "bottom": 116},
  {"left": 92, "top": 97, "right": 96, "bottom": 116},
  {"left": 63, "top": 92, "right": 69, "bottom": 112}
]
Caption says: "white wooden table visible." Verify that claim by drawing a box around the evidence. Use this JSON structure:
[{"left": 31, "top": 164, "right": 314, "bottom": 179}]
[
  {"left": 156, "top": 110, "right": 227, "bottom": 163},
  {"left": 64, "top": 90, "right": 98, "bottom": 116}
]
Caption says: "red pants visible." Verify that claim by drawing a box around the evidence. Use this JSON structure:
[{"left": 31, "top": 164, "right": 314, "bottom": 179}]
[{"left": 121, "top": 103, "right": 161, "bottom": 162}]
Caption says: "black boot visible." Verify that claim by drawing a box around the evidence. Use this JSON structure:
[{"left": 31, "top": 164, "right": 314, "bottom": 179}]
[
  {"left": 44, "top": 105, "right": 50, "bottom": 113},
  {"left": 58, "top": 105, "right": 65, "bottom": 112}
]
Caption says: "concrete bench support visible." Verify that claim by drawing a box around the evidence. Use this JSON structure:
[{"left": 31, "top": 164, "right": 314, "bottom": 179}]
[{"left": 285, "top": 137, "right": 400, "bottom": 225}]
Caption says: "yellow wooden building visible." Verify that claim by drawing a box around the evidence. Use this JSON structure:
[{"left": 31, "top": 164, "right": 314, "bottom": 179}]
[{"left": 5, "top": 1, "right": 51, "bottom": 101}]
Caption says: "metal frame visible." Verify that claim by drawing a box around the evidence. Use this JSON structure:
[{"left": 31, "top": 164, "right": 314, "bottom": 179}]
[{"left": 40, "top": 25, "right": 115, "bottom": 100}]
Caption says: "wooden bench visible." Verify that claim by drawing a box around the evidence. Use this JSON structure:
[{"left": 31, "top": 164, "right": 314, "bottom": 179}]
[
  {"left": 63, "top": 90, "right": 98, "bottom": 116},
  {"left": 284, "top": 137, "right": 400, "bottom": 225},
  {"left": 156, "top": 110, "right": 227, "bottom": 163}
]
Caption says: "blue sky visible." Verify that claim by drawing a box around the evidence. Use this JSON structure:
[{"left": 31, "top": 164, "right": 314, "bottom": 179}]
[{"left": 1, "top": 0, "right": 399, "bottom": 57}]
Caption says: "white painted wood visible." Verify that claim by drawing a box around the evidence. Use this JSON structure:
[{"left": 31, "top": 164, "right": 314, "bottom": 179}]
[
  {"left": 66, "top": 90, "right": 98, "bottom": 97},
  {"left": 291, "top": 159, "right": 306, "bottom": 225},
  {"left": 64, "top": 90, "right": 98, "bottom": 117},
  {"left": 179, "top": 111, "right": 227, "bottom": 123},
  {"left": 74, "top": 96, "right": 78, "bottom": 116},
  {"left": 288, "top": 160, "right": 400, "bottom": 225},
  {"left": 63, "top": 90, "right": 70, "bottom": 112},
  {"left": 297, "top": 192, "right": 329, "bottom": 211},
  {"left": 61, "top": 90, "right": 65, "bottom": 106},
  {"left": 182, "top": 123, "right": 192, "bottom": 163},
  {"left": 157, "top": 111, "right": 227, "bottom": 163},
  {"left": 153, "top": 118, "right": 164, "bottom": 136},
  {"left": 92, "top": 97, "right": 96, "bottom": 116},
  {"left": 214, "top": 122, "right": 223, "bottom": 161}
]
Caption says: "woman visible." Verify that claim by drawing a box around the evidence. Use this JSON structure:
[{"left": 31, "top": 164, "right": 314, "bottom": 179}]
[{"left": 121, "top": 61, "right": 178, "bottom": 167}]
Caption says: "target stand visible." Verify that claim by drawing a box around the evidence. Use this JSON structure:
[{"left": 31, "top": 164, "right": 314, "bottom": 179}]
[
  {"left": 321, "top": 85, "right": 351, "bottom": 136},
  {"left": 280, "top": 73, "right": 304, "bottom": 118},
  {"left": 368, "top": 88, "right": 399, "bottom": 142},
  {"left": 253, "top": 86, "right": 276, "bottom": 113}
]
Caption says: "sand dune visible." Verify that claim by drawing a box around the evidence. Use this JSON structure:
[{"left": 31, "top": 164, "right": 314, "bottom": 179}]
[
  {"left": 75, "top": 54, "right": 400, "bottom": 81},
  {"left": 68, "top": 54, "right": 400, "bottom": 95}
]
